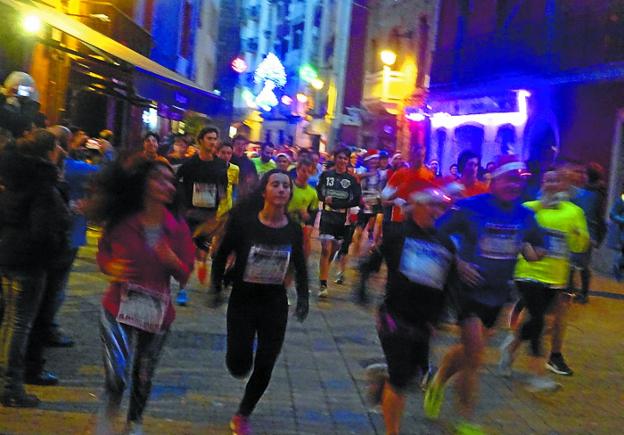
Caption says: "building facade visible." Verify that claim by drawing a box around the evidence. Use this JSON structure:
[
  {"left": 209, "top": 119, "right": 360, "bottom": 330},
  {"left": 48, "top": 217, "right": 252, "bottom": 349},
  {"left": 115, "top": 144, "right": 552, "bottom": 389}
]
[
  {"left": 233, "top": 0, "right": 364, "bottom": 152},
  {"left": 361, "top": 0, "right": 441, "bottom": 154},
  {"left": 0, "top": 0, "right": 222, "bottom": 148}
]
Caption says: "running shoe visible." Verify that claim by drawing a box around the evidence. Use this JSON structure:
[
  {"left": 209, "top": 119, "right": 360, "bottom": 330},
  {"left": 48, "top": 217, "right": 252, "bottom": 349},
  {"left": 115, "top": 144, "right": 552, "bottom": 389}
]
[
  {"left": 423, "top": 379, "right": 445, "bottom": 420},
  {"left": 546, "top": 354, "right": 574, "bottom": 376},
  {"left": 334, "top": 272, "right": 345, "bottom": 285},
  {"left": 455, "top": 420, "right": 486, "bottom": 435},
  {"left": 497, "top": 333, "right": 515, "bottom": 378},
  {"left": 176, "top": 289, "right": 188, "bottom": 306},
  {"left": 319, "top": 284, "right": 329, "bottom": 299},
  {"left": 230, "top": 414, "right": 252, "bottom": 435},
  {"left": 124, "top": 421, "right": 144, "bottom": 435},
  {"left": 365, "top": 363, "right": 388, "bottom": 406},
  {"left": 525, "top": 376, "right": 561, "bottom": 393},
  {"left": 420, "top": 365, "right": 437, "bottom": 392},
  {"left": 0, "top": 391, "right": 40, "bottom": 408}
]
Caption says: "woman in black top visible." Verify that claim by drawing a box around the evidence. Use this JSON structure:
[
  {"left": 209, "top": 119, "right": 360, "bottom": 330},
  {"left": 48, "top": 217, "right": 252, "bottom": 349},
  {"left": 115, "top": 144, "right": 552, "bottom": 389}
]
[{"left": 211, "top": 169, "right": 309, "bottom": 435}]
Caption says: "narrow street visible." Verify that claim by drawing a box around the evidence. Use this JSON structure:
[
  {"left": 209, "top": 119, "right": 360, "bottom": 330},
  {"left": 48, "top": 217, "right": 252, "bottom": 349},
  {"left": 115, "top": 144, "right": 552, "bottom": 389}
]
[{"left": 1, "top": 231, "right": 623, "bottom": 434}]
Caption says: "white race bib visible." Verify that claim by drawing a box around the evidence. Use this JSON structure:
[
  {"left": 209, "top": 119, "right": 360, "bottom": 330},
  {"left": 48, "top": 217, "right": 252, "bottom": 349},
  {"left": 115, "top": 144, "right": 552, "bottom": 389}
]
[
  {"left": 399, "top": 238, "right": 452, "bottom": 290},
  {"left": 243, "top": 244, "right": 292, "bottom": 285},
  {"left": 192, "top": 183, "right": 217, "bottom": 208},
  {"left": 544, "top": 229, "right": 568, "bottom": 259},
  {"left": 116, "top": 283, "right": 168, "bottom": 333},
  {"left": 478, "top": 223, "right": 521, "bottom": 260}
]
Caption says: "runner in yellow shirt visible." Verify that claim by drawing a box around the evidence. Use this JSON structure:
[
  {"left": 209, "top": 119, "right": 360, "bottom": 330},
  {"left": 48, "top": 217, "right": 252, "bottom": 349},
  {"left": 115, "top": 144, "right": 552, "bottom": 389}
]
[
  {"left": 498, "top": 167, "right": 588, "bottom": 391},
  {"left": 287, "top": 157, "right": 319, "bottom": 256}
]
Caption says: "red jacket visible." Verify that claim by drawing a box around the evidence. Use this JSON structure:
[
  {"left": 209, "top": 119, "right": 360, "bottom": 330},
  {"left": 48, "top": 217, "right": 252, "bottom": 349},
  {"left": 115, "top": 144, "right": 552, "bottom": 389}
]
[{"left": 97, "top": 210, "right": 195, "bottom": 328}]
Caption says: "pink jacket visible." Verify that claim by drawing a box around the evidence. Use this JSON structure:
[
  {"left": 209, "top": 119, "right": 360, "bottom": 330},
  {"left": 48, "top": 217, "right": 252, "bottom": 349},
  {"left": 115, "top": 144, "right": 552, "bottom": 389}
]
[{"left": 97, "top": 210, "right": 194, "bottom": 328}]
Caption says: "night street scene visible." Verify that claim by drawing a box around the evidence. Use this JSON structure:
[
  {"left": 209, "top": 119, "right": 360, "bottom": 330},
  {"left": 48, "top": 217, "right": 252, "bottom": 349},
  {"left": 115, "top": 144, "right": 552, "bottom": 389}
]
[{"left": 1, "top": 1, "right": 624, "bottom": 434}]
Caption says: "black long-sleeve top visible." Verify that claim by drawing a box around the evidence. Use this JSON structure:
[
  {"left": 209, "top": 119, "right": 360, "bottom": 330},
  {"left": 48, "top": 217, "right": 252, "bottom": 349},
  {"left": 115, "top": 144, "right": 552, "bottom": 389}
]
[
  {"left": 372, "top": 219, "right": 457, "bottom": 325},
  {"left": 316, "top": 169, "right": 361, "bottom": 211},
  {"left": 212, "top": 211, "right": 309, "bottom": 300}
]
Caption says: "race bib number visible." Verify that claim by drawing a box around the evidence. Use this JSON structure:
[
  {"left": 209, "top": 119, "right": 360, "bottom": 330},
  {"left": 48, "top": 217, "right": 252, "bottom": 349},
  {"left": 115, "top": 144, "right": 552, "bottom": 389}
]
[
  {"left": 326, "top": 188, "right": 349, "bottom": 200},
  {"left": 243, "top": 244, "right": 292, "bottom": 285},
  {"left": 116, "top": 283, "right": 169, "bottom": 333},
  {"left": 399, "top": 238, "right": 452, "bottom": 290},
  {"left": 544, "top": 229, "right": 568, "bottom": 259},
  {"left": 478, "top": 223, "right": 521, "bottom": 260},
  {"left": 192, "top": 183, "right": 217, "bottom": 208}
]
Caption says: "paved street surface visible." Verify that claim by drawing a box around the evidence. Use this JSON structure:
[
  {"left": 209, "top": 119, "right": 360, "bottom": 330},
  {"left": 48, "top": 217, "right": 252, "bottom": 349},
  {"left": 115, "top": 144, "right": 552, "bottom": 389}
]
[{"left": 1, "top": 230, "right": 624, "bottom": 434}]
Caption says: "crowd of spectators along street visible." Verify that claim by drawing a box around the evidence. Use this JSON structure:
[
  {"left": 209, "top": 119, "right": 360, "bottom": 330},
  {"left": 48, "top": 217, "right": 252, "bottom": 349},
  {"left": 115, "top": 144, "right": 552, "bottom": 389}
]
[{"left": 2, "top": 70, "right": 624, "bottom": 435}]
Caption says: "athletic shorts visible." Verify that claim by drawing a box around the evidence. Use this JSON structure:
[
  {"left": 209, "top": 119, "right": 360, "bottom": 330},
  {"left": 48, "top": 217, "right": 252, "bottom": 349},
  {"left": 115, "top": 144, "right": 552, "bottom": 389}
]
[
  {"left": 338, "top": 225, "right": 355, "bottom": 255},
  {"left": 356, "top": 212, "right": 376, "bottom": 228},
  {"left": 319, "top": 212, "right": 348, "bottom": 241},
  {"left": 457, "top": 298, "right": 504, "bottom": 329},
  {"left": 571, "top": 246, "right": 592, "bottom": 269},
  {"left": 376, "top": 304, "right": 430, "bottom": 390}
]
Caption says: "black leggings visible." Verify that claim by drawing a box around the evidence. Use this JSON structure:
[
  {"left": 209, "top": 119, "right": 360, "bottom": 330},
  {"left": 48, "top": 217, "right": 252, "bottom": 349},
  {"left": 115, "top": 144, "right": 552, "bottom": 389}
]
[
  {"left": 516, "top": 281, "right": 558, "bottom": 357},
  {"left": 226, "top": 291, "right": 288, "bottom": 416}
]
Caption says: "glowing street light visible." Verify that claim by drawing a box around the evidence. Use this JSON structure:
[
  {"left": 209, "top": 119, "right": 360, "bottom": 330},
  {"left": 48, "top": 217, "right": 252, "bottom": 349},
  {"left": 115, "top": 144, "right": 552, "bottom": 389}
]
[
  {"left": 311, "top": 79, "right": 324, "bottom": 90},
  {"left": 296, "top": 93, "right": 308, "bottom": 104},
  {"left": 23, "top": 15, "right": 42, "bottom": 33},
  {"left": 380, "top": 50, "right": 397, "bottom": 67}
]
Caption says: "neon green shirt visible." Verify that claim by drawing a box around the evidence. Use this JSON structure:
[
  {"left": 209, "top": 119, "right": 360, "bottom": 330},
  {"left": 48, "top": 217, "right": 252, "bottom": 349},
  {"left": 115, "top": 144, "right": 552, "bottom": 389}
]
[
  {"left": 252, "top": 158, "right": 276, "bottom": 177},
  {"left": 288, "top": 181, "right": 319, "bottom": 225},
  {"left": 217, "top": 163, "right": 239, "bottom": 218},
  {"left": 514, "top": 200, "right": 589, "bottom": 287}
]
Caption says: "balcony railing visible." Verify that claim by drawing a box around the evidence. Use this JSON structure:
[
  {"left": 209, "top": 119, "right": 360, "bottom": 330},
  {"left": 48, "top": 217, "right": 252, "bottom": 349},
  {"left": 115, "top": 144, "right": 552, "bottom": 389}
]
[
  {"left": 431, "top": 9, "right": 624, "bottom": 86},
  {"left": 78, "top": 1, "right": 153, "bottom": 57}
]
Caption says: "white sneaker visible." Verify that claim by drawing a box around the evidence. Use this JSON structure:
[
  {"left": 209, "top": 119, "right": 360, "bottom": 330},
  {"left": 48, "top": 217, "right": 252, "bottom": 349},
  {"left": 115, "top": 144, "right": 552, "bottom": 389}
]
[
  {"left": 525, "top": 376, "right": 561, "bottom": 393},
  {"left": 319, "top": 284, "right": 329, "bottom": 299},
  {"left": 498, "top": 333, "right": 515, "bottom": 378}
]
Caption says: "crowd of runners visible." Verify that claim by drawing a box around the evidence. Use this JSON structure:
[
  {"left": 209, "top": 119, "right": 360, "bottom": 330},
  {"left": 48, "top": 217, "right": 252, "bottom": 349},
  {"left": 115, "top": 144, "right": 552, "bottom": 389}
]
[{"left": 1, "top": 119, "right": 620, "bottom": 435}]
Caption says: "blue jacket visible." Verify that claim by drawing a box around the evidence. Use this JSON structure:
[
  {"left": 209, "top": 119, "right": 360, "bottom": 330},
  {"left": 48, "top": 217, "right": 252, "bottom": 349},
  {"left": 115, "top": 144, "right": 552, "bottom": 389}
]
[
  {"left": 64, "top": 158, "right": 99, "bottom": 248},
  {"left": 437, "top": 193, "right": 544, "bottom": 306}
]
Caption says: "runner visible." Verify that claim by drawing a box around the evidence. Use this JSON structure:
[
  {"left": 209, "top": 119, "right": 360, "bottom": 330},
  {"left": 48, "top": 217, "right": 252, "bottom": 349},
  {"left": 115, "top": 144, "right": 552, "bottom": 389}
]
[
  {"left": 424, "top": 155, "right": 544, "bottom": 434},
  {"left": 230, "top": 135, "right": 258, "bottom": 199},
  {"left": 210, "top": 169, "right": 309, "bottom": 435},
  {"left": 353, "top": 153, "right": 384, "bottom": 258},
  {"left": 175, "top": 126, "right": 228, "bottom": 305},
  {"left": 498, "top": 168, "right": 588, "bottom": 391},
  {"left": 252, "top": 142, "right": 276, "bottom": 177},
  {"left": 91, "top": 158, "right": 194, "bottom": 434},
  {"left": 287, "top": 156, "right": 319, "bottom": 257},
  {"left": 316, "top": 148, "right": 361, "bottom": 298},
  {"left": 454, "top": 150, "right": 488, "bottom": 197},
  {"left": 366, "top": 188, "right": 456, "bottom": 435}
]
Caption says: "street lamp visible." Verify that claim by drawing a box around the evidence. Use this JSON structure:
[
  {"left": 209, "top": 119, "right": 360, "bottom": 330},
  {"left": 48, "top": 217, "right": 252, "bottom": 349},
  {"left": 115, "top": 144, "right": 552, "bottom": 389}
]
[
  {"left": 23, "top": 15, "right": 42, "bottom": 33},
  {"left": 380, "top": 50, "right": 397, "bottom": 67}
]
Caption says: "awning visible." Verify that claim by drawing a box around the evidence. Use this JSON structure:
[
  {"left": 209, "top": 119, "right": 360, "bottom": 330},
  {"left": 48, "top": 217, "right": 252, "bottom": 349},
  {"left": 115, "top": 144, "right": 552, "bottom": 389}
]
[{"left": 0, "top": 0, "right": 223, "bottom": 114}]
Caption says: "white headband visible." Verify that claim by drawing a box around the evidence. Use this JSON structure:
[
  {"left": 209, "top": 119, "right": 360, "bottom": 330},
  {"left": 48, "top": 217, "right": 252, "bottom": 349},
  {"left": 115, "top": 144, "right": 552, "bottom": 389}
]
[{"left": 491, "top": 161, "right": 526, "bottom": 178}]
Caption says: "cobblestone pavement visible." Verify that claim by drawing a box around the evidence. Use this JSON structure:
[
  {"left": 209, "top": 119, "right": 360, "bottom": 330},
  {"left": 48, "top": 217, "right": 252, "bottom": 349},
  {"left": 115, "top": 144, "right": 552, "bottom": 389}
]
[{"left": 1, "top": 231, "right": 623, "bottom": 434}]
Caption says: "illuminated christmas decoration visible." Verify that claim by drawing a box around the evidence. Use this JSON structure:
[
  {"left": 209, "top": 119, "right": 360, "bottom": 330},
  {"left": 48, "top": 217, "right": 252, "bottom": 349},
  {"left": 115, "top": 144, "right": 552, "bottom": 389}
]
[
  {"left": 296, "top": 93, "right": 308, "bottom": 103},
  {"left": 299, "top": 64, "right": 318, "bottom": 83},
  {"left": 231, "top": 57, "right": 248, "bottom": 73},
  {"left": 281, "top": 95, "right": 293, "bottom": 105},
  {"left": 254, "top": 53, "right": 287, "bottom": 87},
  {"left": 311, "top": 79, "right": 324, "bottom": 90},
  {"left": 251, "top": 53, "right": 287, "bottom": 112},
  {"left": 255, "top": 81, "right": 279, "bottom": 112}
]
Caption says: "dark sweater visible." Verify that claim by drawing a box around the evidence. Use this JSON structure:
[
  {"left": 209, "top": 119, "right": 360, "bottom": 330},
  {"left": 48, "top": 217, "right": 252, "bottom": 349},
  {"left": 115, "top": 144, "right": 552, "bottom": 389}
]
[{"left": 0, "top": 150, "right": 72, "bottom": 270}]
